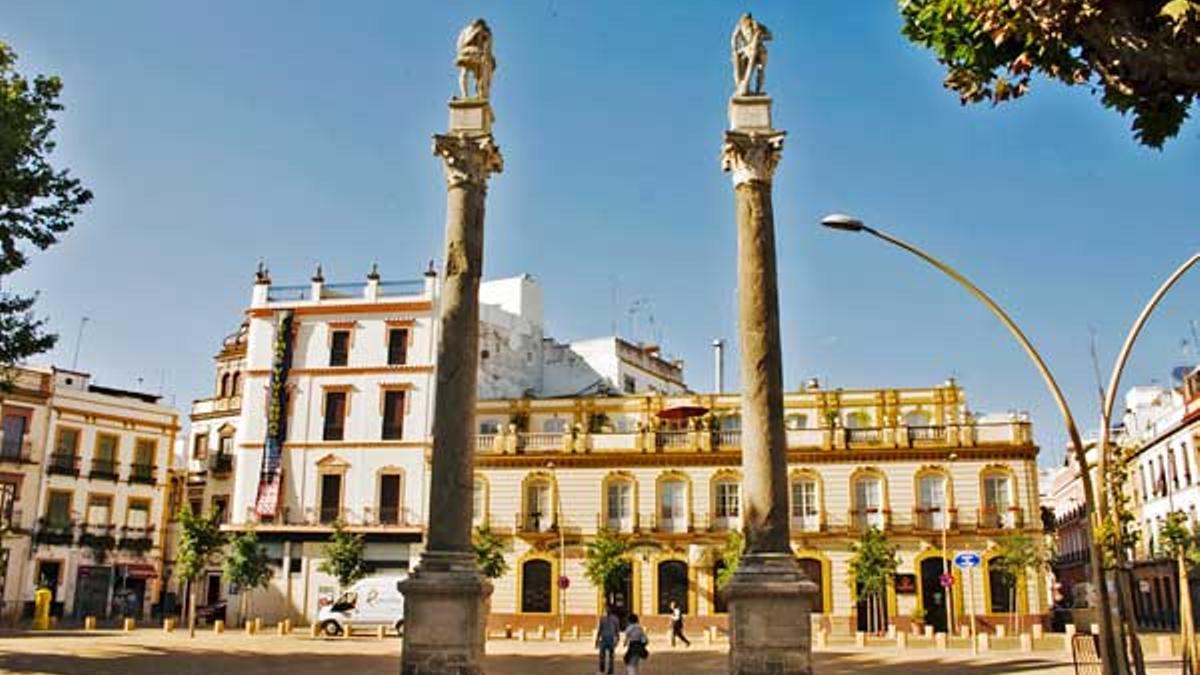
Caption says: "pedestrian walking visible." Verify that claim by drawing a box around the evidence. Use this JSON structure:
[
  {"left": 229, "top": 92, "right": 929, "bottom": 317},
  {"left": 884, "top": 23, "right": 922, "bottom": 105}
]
[
  {"left": 623, "top": 613, "right": 649, "bottom": 675},
  {"left": 596, "top": 606, "right": 621, "bottom": 675},
  {"left": 669, "top": 600, "right": 690, "bottom": 647}
]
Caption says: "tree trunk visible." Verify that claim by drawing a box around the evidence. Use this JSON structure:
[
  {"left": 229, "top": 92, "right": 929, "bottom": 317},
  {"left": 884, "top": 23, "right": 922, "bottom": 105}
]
[
  {"left": 1010, "top": 583, "right": 1017, "bottom": 636},
  {"left": 1179, "top": 553, "right": 1198, "bottom": 675},
  {"left": 240, "top": 590, "right": 248, "bottom": 629},
  {"left": 188, "top": 582, "right": 197, "bottom": 638}
]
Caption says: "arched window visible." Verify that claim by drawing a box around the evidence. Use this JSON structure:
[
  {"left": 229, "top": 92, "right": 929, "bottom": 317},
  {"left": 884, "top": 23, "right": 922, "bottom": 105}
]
[
  {"left": 797, "top": 558, "right": 825, "bottom": 614},
  {"left": 845, "top": 411, "right": 871, "bottom": 429},
  {"left": 712, "top": 474, "right": 740, "bottom": 531},
  {"left": 916, "top": 470, "right": 950, "bottom": 530},
  {"left": 521, "top": 559, "right": 553, "bottom": 613},
  {"left": 987, "top": 556, "right": 1017, "bottom": 613},
  {"left": 603, "top": 474, "right": 635, "bottom": 532},
  {"left": 851, "top": 471, "right": 885, "bottom": 530},
  {"left": 981, "top": 469, "right": 1015, "bottom": 528},
  {"left": 523, "top": 477, "right": 553, "bottom": 532},
  {"left": 904, "top": 410, "right": 932, "bottom": 427},
  {"left": 657, "top": 560, "right": 688, "bottom": 614},
  {"left": 231, "top": 372, "right": 241, "bottom": 396},
  {"left": 790, "top": 473, "right": 820, "bottom": 532},
  {"left": 219, "top": 373, "right": 230, "bottom": 398},
  {"left": 784, "top": 414, "right": 808, "bottom": 430}
]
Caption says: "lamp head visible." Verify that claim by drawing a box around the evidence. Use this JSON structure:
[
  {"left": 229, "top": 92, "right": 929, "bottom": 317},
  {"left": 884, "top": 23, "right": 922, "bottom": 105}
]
[{"left": 820, "top": 213, "right": 866, "bottom": 232}]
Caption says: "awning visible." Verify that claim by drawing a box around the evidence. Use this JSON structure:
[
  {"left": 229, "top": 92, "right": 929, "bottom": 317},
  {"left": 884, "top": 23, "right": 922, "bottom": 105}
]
[
  {"left": 119, "top": 564, "right": 158, "bottom": 580},
  {"left": 656, "top": 405, "right": 709, "bottom": 421}
]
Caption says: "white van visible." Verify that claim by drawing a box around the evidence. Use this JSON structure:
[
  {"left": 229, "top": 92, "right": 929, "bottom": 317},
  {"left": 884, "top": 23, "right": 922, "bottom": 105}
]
[{"left": 317, "top": 575, "right": 406, "bottom": 637}]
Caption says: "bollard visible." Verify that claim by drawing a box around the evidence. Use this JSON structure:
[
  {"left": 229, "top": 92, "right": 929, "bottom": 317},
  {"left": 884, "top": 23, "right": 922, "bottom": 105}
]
[
  {"left": 554, "top": 627, "right": 562, "bottom": 642},
  {"left": 924, "top": 624, "right": 933, "bottom": 639},
  {"left": 163, "top": 618, "right": 176, "bottom": 633},
  {"left": 886, "top": 624, "right": 896, "bottom": 639},
  {"left": 896, "top": 631, "right": 908, "bottom": 650},
  {"left": 995, "top": 624, "right": 1005, "bottom": 638},
  {"left": 310, "top": 622, "right": 321, "bottom": 638},
  {"left": 1158, "top": 634, "right": 1174, "bottom": 657},
  {"left": 571, "top": 625, "right": 579, "bottom": 640},
  {"left": 1031, "top": 624, "right": 1043, "bottom": 640},
  {"left": 505, "top": 624, "right": 513, "bottom": 639},
  {"left": 815, "top": 628, "right": 828, "bottom": 649},
  {"left": 282, "top": 619, "right": 291, "bottom": 635},
  {"left": 1020, "top": 633, "right": 1032, "bottom": 653},
  {"left": 705, "top": 627, "right": 713, "bottom": 645},
  {"left": 935, "top": 632, "right": 947, "bottom": 651},
  {"left": 377, "top": 625, "right": 386, "bottom": 640},
  {"left": 280, "top": 623, "right": 288, "bottom": 637},
  {"left": 214, "top": 620, "right": 225, "bottom": 634},
  {"left": 123, "top": 618, "right": 136, "bottom": 632},
  {"left": 245, "top": 622, "right": 255, "bottom": 636},
  {"left": 855, "top": 631, "right": 866, "bottom": 648},
  {"left": 517, "top": 627, "right": 526, "bottom": 642},
  {"left": 536, "top": 625, "right": 546, "bottom": 640},
  {"left": 342, "top": 622, "right": 352, "bottom": 639},
  {"left": 84, "top": 616, "right": 96, "bottom": 631},
  {"left": 254, "top": 617, "right": 263, "bottom": 634},
  {"left": 977, "top": 632, "right": 991, "bottom": 652}
]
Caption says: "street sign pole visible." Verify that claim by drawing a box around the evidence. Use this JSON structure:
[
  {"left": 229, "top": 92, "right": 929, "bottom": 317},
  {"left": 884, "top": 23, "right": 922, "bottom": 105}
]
[{"left": 969, "top": 566, "right": 977, "bottom": 655}]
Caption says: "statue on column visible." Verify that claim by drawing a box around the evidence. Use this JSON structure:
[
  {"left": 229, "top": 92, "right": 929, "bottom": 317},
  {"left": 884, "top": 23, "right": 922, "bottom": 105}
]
[
  {"left": 455, "top": 19, "right": 496, "bottom": 100},
  {"left": 731, "top": 13, "right": 771, "bottom": 97}
]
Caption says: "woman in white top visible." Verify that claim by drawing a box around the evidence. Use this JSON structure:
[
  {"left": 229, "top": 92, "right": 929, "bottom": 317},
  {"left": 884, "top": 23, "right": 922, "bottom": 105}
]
[{"left": 623, "top": 613, "right": 649, "bottom": 675}]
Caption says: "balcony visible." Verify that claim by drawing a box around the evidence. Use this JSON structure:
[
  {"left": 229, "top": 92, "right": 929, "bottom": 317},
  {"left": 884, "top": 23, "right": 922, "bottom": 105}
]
[
  {"left": 648, "top": 511, "right": 693, "bottom": 535},
  {"left": 913, "top": 507, "right": 956, "bottom": 532},
  {"left": 373, "top": 505, "right": 413, "bottom": 526},
  {"left": 790, "top": 513, "right": 823, "bottom": 534},
  {"left": 118, "top": 525, "right": 155, "bottom": 553},
  {"left": 34, "top": 518, "right": 76, "bottom": 546},
  {"left": 978, "top": 506, "right": 1023, "bottom": 530},
  {"left": 516, "top": 511, "right": 558, "bottom": 535},
  {"left": 848, "top": 508, "right": 890, "bottom": 532},
  {"left": 0, "top": 434, "right": 31, "bottom": 464},
  {"left": 475, "top": 434, "right": 498, "bottom": 453},
  {"left": 318, "top": 506, "right": 342, "bottom": 525},
  {"left": 908, "top": 425, "right": 947, "bottom": 443},
  {"left": 515, "top": 433, "right": 561, "bottom": 453},
  {"left": 595, "top": 512, "right": 639, "bottom": 534},
  {"left": 844, "top": 427, "right": 884, "bottom": 445},
  {"left": 713, "top": 430, "right": 741, "bottom": 448},
  {"left": 208, "top": 453, "right": 233, "bottom": 476},
  {"left": 655, "top": 430, "right": 691, "bottom": 451},
  {"left": 47, "top": 454, "right": 80, "bottom": 476},
  {"left": 89, "top": 458, "right": 119, "bottom": 481},
  {"left": 129, "top": 464, "right": 157, "bottom": 485},
  {"left": 79, "top": 524, "right": 117, "bottom": 550}
]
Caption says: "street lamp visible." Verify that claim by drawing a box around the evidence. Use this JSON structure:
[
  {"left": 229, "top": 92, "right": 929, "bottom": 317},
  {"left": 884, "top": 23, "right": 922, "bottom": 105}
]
[
  {"left": 943, "top": 451, "right": 958, "bottom": 636},
  {"left": 820, "top": 213, "right": 1121, "bottom": 675},
  {"left": 547, "top": 460, "right": 566, "bottom": 634}
]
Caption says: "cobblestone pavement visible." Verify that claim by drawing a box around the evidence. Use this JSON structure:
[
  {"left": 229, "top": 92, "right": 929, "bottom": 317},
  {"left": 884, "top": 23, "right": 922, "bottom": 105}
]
[{"left": 0, "top": 630, "right": 1182, "bottom": 674}]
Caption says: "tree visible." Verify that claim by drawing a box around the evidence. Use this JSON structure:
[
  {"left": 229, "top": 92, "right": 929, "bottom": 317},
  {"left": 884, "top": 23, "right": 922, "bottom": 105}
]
[
  {"left": 473, "top": 524, "right": 509, "bottom": 580},
  {"left": 715, "top": 530, "right": 744, "bottom": 590},
  {"left": 848, "top": 527, "right": 899, "bottom": 635},
  {"left": 0, "top": 41, "right": 93, "bottom": 377},
  {"left": 176, "top": 506, "right": 225, "bottom": 637},
  {"left": 319, "top": 520, "right": 366, "bottom": 589},
  {"left": 583, "top": 528, "right": 632, "bottom": 611},
  {"left": 1158, "top": 512, "right": 1200, "bottom": 674},
  {"left": 899, "top": 0, "right": 1200, "bottom": 147},
  {"left": 990, "top": 532, "right": 1048, "bottom": 635},
  {"left": 223, "top": 529, "right": 272, "bottom": 628}
]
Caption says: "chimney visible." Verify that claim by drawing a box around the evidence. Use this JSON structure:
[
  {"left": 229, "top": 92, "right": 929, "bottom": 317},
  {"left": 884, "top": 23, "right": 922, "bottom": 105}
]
[{"left": 713, "top": 339, "right": 725, "bottom": 393}]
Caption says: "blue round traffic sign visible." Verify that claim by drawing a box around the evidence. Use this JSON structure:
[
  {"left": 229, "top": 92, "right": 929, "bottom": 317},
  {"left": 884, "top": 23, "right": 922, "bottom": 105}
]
[{"left": 953, "top": 552, "right": 981, "bottom": 569}]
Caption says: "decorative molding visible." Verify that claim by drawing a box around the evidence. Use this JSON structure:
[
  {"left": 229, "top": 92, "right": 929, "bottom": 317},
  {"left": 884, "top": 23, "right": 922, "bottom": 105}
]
[
  {"left": 721, "top": 129, "right": 785, "bottom": 186},
  {"left": 434, "top": 132, "right": 503, "bottom": 188}
]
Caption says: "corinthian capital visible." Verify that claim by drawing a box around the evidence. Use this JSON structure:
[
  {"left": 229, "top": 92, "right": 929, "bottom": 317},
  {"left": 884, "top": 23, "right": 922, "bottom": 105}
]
[
  {"left": 721, "top": 130, "right": 786, "bottom": 187},
  {"left": 434, "top": 133, "right": 504, "bottom": 188}
]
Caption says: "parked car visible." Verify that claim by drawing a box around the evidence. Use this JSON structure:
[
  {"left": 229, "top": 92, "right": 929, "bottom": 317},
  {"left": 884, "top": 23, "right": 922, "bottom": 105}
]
[
  {"left": 196, "top": 601, "right": 228, "bottom": 625},
  {"left": 317, "top": 575, "right": 406, "bottom": 637}
]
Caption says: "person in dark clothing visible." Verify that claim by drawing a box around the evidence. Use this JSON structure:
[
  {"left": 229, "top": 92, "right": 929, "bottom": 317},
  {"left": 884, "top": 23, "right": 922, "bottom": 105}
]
[
  {"left": 596, "top": 605, "right": 621, "bottom": 675},
  {"left": 669, "top": 600, "right": 690, "bottom": 647}
]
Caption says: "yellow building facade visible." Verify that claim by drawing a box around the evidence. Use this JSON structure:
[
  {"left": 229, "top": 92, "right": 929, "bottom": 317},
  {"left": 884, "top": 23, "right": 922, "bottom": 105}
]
[{"left": 472, "top": 381, "right": 1045, "bottom": 635}]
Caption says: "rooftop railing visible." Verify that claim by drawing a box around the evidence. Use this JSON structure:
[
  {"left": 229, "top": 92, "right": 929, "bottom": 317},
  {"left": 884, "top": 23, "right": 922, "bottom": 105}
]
[{"left": 265, "top": 285, "right": 310, "bottom": 302}]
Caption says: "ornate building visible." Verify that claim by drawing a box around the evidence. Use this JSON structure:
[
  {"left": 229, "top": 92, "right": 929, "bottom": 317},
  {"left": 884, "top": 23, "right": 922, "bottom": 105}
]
[{"left": 472, "top": 382, "right": 1045, "bottom": 634}]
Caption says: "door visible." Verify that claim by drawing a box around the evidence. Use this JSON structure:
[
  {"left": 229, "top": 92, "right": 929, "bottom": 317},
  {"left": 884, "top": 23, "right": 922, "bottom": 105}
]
[
  {"left": 74, "top": 566, "right": 112, "bottom": 619},
  {"left": 320, "top": 474, "right": 342, "bottom": 523},
  {"left": 920, "top": 557, "right": 949, "bottom": 633},
  {"left": 657, "top": 560, "right": 688, "bottom": 614},
  {"left": 797, "top": 558, "right": 824, "bottom": 614},
  {"left": 379, "top": 475, "right": 402, "bottom": 524},
  {"left": 206, "top": 573, "right": 222, "bottom": 606}
]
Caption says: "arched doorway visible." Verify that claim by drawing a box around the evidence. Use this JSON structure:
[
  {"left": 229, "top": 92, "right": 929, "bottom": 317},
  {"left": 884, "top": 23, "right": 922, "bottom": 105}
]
[
  {"left": 920, "top": 557, "right": 951, "bottom": 633},
  {"left": 521, "top": 559, "right": 552, "bottom": 613},
  {"left": 604, "top": 561, "right": 634, "bottom": 621},
  {"left": 657, "top": 560, "right": 689, "bottom": 614},
  {"left": 797, "top": 558, "right": 824, "bottom": 614},
  {"left": 987, "top": 556, "right": 1016, "bottom": 613}
]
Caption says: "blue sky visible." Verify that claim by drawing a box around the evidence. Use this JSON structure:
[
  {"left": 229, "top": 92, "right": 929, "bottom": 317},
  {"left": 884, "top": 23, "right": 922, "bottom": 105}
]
[{"left": 3, "top": 2, "right": 1197, "bottom": 466}]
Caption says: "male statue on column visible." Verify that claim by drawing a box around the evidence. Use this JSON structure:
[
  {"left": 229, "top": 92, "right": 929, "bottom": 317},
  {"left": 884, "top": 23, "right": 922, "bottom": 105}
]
[
  {"left": 399, "top": 18, "right": 501, "bottom": 675},
  {"left": 720, "top": 13, "right": 818, "bottom": 675}
]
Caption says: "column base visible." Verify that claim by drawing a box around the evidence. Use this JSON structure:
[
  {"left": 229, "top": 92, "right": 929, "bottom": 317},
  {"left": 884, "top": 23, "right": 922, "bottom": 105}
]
[
  {"left": 725, "top": 553, "right": 817, "bottom": 675},
  {"left": 399, "top": 550, "right": 492, "bottom": 675}
]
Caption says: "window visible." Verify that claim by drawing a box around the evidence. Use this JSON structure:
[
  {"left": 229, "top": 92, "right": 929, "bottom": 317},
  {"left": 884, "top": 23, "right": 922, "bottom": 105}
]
[
  {"left": 606, "top": 480, "right": 632, "bottom": 531},
  {"left": 983, "top": 473, "right": 1013, "bottom": 528},
  {"left": 379, "top": 474, "right": 403, "bottom": 524},
  {"left": 479, "top": 420, "right": 500, "bottom": 434},
  {"left": 188, "top": 498, "right": 203, "bottom": 517},
  {"left": 231, "top": 372, "right": 240, "bottom": 396},
  {"left": 1, "top": 408, "right": 30, "bottom": 458},
  {"left": 53, "top": 428, "right": 80, "bottom": 463},
  {"left": 319, "top": 473, "right": 342, "bottom": 523},
  {"left": 853, "top": 475, "right": 884, "bottom": 530},
  {"left": 126, "top": 500, "right": 150, "bottom": 529},
  {"left": 623, "top": 375, "right": 636, "bottom": 394},
  {"left": 521, "top": 559, "right": 553, "bottom": 613},
  {"left": 92, "top": 434, "right": 119, "bottom": 478},
  {"left": 132, "top": 439, "right": 156, "bottom": 482},
  {"left": 329, "top": 330, "right": 350, "bottom": 367},
  {"left": 86, "top": 494, "right": 112, "bottom": 526},
  {"left": 0, "top": 481, "right": 17, "bottom": 530},
  {"left": 714, "top": 480, "right": 740, "bottom": 521},
  {"left": 472, "top": 478, "right": 486, "bottom": 526},
  {"left": 524, "top": 480, "right": 552, "bottom": 532},
  {"left": 659, "top": 479, "right": 688, "bottom": 533},
  {"left": 193, "top": 433, "right": 209, "bottom": 461},
  {"left": 1169, "top": 447, "right": 1180, "bottom": 490},
  {"left": 387, "top": 329, "right": 409, "bottom": 365},
  {"left": 791, "top": 477, "right": 819, "bottom": 532},
  {"left": 382, "top": 390, "right": 405, "bottom": 440},
  {"left": 211, "top": 496, "right": 229, "bottom": 524},
  {"left": 988, "top": 557, "right": 1017, "bottom": 613},
  {"left": 784, "top": 414, "right": 808, "bottom": 430},
  {"left": 218, "top": 433, "right": 234, "bottom": 457},
  {"left": 542, "top": 418, "right": 566, "bottom": 433},
  {"left": 220, "top": 373, "right": 230, "bottom": 397},
  {"left": 918, "top": 474, "right": 948, "bottom": 530},
  {"left": 46, "top": 491, "right": 72, "bottom": 528},
  {"left": 323, "top": 391, "right": 347, "bottom": 441}
]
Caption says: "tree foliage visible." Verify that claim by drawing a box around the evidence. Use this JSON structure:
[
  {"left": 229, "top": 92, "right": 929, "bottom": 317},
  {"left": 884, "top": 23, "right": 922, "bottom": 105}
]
[
  {"left": 319, "top": 520, "right": 367, "bottom": 589},
  {"left": 899, "top": 0, "right": 1200, "bottom": 147},
  {"left": 848, "top": 527, "right": 899, "bottom": 599},
  {"left": 716, "top": 530, "right": 744, "bottom": 589},
  {"left": 176, "top": 506, "right": 226, "bottom": 583},
  {"left": 0, "top": 41, "right": 93, "bottom": 374},
  {"left": 224, "top": 529, "right": 272, "bottom": 594},
  {"left": 473, "top": 524, "right": 509, "bottom": 580},
  {"left": 1158, "top": 511, "right": 1200, "bottom": 565},
  {"left": 583, "top": 528, "right": 631, "bottom": 597}
]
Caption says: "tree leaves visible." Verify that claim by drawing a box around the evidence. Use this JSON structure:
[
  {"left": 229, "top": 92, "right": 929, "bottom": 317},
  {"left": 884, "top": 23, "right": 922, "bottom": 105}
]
[
  {"left": 224, "top": 529, "right": 272, "bottom": 592},
  {"left": 473, "top": 524, "right": 509, "bottom": 580},
  {"left": 583, "top": 528, "right": 632, "bottom": 596},
  {"left": 319, "top": 520, "right": 367, "bottom": 589},
  {"left": 177, "top": 505, "right": 226, "bottom": 583}
]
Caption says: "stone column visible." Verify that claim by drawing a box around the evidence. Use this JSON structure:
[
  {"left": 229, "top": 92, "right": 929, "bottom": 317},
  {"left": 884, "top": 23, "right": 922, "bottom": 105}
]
[
  {"left": 720, "top": 70, "right": 817, "bottom": 675},
  {"left": 399, "top": 22, "right": 502, "bottom": 675}
]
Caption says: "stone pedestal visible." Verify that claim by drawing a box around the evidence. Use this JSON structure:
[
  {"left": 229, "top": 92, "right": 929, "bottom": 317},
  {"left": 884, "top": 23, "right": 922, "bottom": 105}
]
[
  {"left": 399, "top": 552, "right": 493, "bottom": 675},
  {"left": 726, "top": 554, "right": 817, "bottom": 675}
]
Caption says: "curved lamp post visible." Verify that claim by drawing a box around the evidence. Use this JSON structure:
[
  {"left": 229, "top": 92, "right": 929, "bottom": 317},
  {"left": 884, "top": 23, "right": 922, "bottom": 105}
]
[
  {"left": 1096, "top": 253, "right": 1199, "bottom": 675},
  {"left": 820, "top": 213, "right": 1122, "bottom": 675}
]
